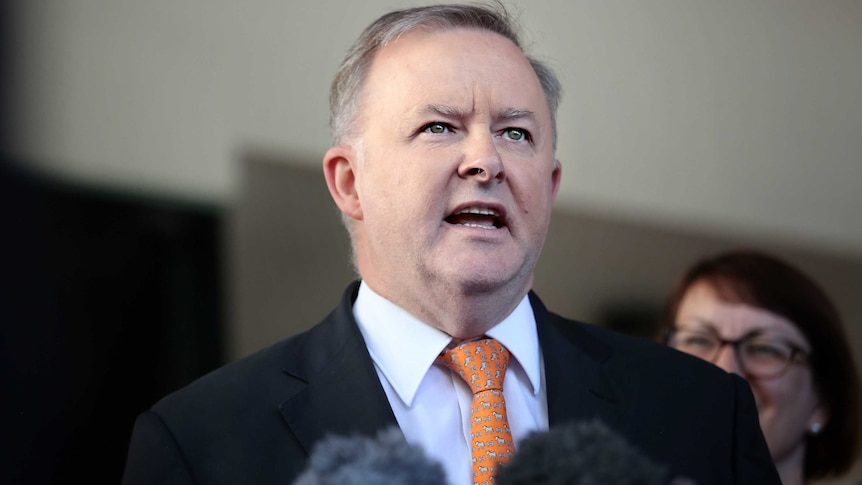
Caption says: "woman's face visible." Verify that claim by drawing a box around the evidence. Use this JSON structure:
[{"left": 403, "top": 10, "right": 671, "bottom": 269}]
[{"left": 673, "top": 280, "right": 827, "bottom": 464}]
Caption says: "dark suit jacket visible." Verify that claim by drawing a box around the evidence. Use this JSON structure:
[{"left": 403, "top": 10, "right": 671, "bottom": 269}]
[{"left": 122, "top": 282, "right": 780, "bottom": 484}]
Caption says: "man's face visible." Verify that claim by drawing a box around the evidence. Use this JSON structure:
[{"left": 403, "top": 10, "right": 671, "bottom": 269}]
[{"left": 347, "top": 28, "right": 560, "bottom": 303}]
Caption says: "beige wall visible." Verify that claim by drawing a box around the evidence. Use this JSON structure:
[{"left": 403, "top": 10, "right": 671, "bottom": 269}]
[{"left": 6, "top": 0, "right": 862, "bottom": 257}]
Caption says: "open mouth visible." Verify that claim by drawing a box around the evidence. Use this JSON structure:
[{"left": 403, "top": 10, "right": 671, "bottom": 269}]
[{"left": 444, "top": 206, "right": 505, "bottom": 229}]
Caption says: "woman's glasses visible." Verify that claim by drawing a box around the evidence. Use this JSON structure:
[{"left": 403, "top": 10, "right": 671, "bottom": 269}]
[{"left": 667, "top": 329, "right": 809, "bottom": 378}]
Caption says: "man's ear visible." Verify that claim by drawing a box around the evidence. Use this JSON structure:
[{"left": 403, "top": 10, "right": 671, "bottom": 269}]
[
  {"left": 323, "top": 145, "right": 363, "bottom": 221},
  {"left": 551, "top": 159, "right": 562, "bottom": 199}
]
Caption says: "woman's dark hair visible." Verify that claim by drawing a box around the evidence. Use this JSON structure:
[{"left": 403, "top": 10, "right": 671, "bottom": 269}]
[{"left": 658, "top": 249, "right": 861, "bottom": 480}]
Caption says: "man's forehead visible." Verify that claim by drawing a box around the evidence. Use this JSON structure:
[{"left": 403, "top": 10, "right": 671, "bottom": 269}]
[
  {"left": 367, "top": 30, "right": 547, "bottom": 105},
  {"left": 372, "top": 27, "right": 530, "bottom": 74}
]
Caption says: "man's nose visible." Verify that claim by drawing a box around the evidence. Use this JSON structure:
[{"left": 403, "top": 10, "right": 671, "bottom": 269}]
[{"left": 458, "top": 133, "right": 505, "bottom": 183}]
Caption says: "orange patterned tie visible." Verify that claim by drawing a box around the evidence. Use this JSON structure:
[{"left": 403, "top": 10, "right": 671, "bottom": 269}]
[{"left": 438, "top": 338, "right": 515, "bottom": 484}]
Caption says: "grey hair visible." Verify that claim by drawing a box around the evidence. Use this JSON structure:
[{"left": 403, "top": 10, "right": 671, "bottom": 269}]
[{"left": 328, "top": 2, "right": 562, "bottom": 149}]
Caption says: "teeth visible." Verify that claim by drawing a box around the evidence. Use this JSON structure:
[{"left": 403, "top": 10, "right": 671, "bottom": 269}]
[
  {"left": 461, "top": 222, "right": 497, "bottom": 229},
  {"left": 458, "top": 207, "right": 498, "bottom": 216}
]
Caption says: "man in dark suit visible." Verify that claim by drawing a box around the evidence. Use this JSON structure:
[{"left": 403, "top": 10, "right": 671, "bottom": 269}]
[{"left": 122, "top": 4, "right": 780, "bottom": 484}]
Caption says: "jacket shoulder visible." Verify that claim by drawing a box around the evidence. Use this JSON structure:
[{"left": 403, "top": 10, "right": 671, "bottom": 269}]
[{"left": 544, "top": 309, "right": 730, "bottom": 383}]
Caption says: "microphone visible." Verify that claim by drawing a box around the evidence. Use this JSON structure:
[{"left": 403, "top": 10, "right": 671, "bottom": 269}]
[
  {"left": 497, "top": 419, "right": 695, "bottom": 485},
  {"left": 293, "top": 426, "right": 447, "bottom": 485},
  {"left": 294, "top": 420, "right": 694, "bottom": 485}
]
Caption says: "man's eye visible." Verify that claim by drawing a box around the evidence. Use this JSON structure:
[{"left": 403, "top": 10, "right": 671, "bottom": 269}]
[
  {"left": 423, "top": 122, "right": 451, "bottom": 134},
  {"left": 503, "top": 128, "right": 528, "bottom": 142}
]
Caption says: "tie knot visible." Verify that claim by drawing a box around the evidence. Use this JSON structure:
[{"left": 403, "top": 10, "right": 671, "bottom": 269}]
[{"left": 438, "top": 338, "right": 510, "bottom": 394}]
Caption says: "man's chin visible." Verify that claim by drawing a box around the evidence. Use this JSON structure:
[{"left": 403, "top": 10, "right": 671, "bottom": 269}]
[{"left": 446, "top": 267, "right": 528, "bottom": 296}]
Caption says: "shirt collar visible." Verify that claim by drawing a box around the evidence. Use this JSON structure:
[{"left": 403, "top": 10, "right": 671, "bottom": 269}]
[
  {"left": 353, "top": 281, "right": 542, "bottom": 407},
  {"left": 486, "top": 295, "right": 542, "bottom": 397}
]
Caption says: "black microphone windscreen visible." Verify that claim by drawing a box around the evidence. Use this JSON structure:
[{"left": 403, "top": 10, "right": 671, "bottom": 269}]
[
  {"left": 293, "top": 426, "right": 447, "bottom": 485},
  {"left": 497, "top": 419, "right": 673, "bottom": 485}
]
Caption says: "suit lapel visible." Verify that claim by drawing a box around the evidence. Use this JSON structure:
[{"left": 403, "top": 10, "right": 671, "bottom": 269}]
[
  {"left": 277, "top": 282, "right": 399, "bottom": 455},
  {"left": 275, "top": 286, "right": 625, "bottom": 455},
  {"left": 531, "top": 292, "right": 624, "bottom": 429}
]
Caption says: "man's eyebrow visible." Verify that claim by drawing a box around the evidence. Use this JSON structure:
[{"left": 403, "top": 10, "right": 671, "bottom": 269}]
[
  {"left": 419, "top": 104, "right": 469, "bottom": 119},
  {"left": 416, "top": 105, "right": 537, "bottom": 124},
  {"left": 495, "top": 108, "right": 536, "bottom": 124}
]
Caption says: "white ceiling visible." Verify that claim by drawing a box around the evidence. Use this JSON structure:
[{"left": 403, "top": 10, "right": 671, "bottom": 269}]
[{"left": 6, "top": 0, "right": 862, "bottom": 256}]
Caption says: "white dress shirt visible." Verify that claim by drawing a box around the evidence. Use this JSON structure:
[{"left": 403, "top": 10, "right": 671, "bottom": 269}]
[{"left": 353, "top": 281, "right": 548, "bottom": 485}]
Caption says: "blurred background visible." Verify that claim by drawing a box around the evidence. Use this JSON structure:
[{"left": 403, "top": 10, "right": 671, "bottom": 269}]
[{"left": 2, "top": 1, "right": 860, "bottom": 483}]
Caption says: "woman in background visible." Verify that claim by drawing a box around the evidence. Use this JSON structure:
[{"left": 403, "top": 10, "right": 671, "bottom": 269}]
[{"left": 659, "top": 249, "right": 860, "bottom": 485}]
